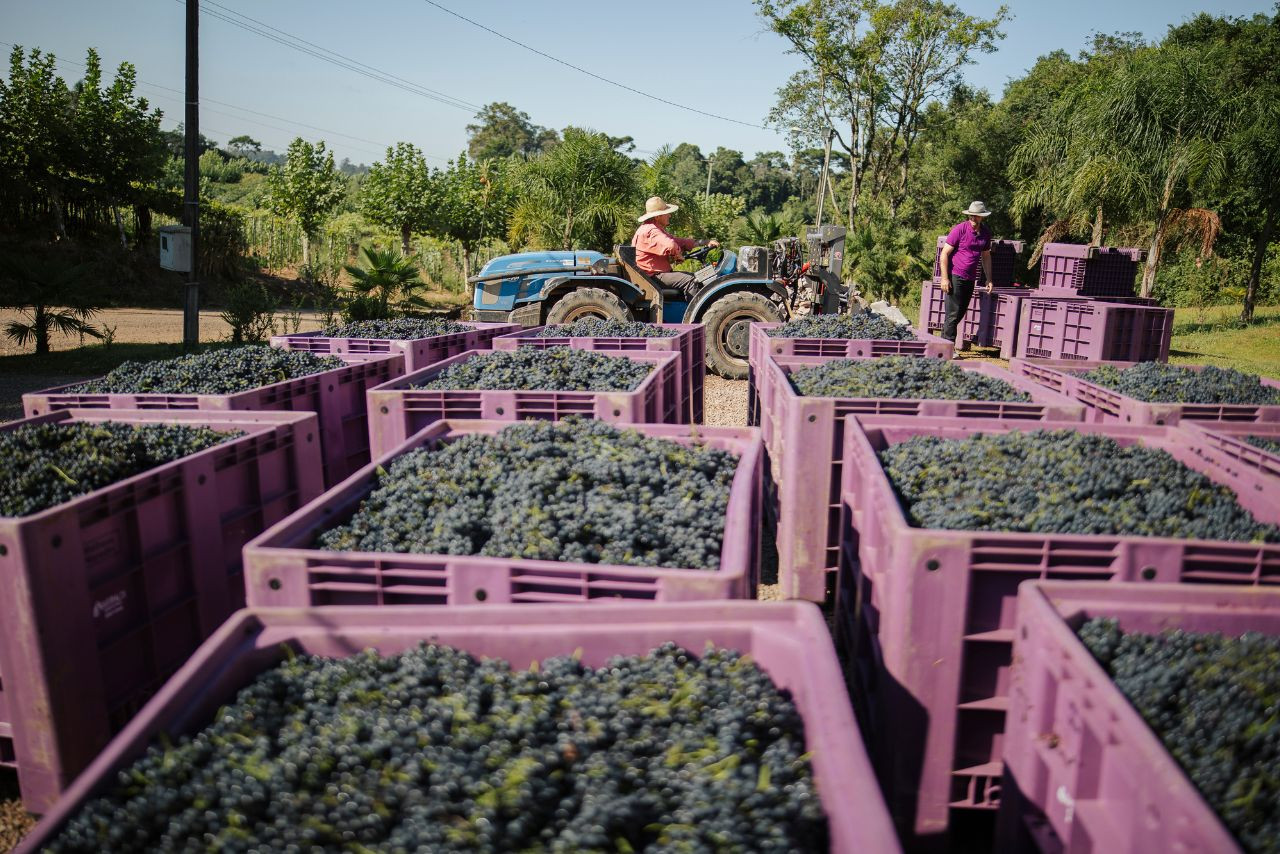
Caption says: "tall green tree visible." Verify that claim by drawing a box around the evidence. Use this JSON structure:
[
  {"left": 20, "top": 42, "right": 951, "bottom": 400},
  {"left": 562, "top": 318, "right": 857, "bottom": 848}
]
[
  {"left": 72, "top": 49, "right": 166, "bottom": 248},
  {"left": 1010, "top": 42, "right": 1233, "bottom": 296},
  {"left": 0, "top": 46, "right": 72, "bottom": 238},
  {"left": 508, "top": 128, "right": 638, "bottom": 253},
  {"left": 757, "top": 0, "right": 1008, "bottom": 226},
  {"left": 466, "top": 102, "right": 558, "bottom": 161},
  {"left": 1167, "top": 10, "right": 1280, "bottom": 321},
  {"left": 435, "top": 153, "right": 514, "bottom": 294},
  {"left": 265, "top": 137, "right": 345, "bottom": 270},
  {"left": 360, "top": 142, "right": 438, "bottom": 254}
]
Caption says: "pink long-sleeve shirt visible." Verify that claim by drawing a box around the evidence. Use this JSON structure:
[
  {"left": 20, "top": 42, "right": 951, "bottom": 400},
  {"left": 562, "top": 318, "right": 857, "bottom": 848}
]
[{"left": 632, "top": 222, "right": 697, "bottom": 274}]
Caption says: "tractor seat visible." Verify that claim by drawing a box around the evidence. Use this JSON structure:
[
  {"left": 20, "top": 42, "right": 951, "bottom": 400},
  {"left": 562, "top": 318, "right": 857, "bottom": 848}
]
[{"left": 615, "top": 244, "right": 685, "bottom": 300}]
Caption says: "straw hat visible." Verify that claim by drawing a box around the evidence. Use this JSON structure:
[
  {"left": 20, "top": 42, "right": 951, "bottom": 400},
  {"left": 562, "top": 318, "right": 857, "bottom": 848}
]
[
  {"left": 962, "top": 200, "right": 992, "bottom": 217},
  {"left": 638, "top": 196, "right": 680, "bottom": 223}
]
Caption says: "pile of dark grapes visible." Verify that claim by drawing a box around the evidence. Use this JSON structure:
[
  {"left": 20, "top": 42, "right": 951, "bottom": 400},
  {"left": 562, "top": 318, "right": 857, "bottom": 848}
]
[
  {"left": 788, "top": 355, "right": 1031, "bottom": 401},
  {"left": 878, "top": 429, "right": 1280, "bottom": 541},
  {"left": 1245, "top": 435, "right": 1280, "bottom": 456},
  {"left": 70, "top": 346, "right": 344, "bottom": 395},
  {"left": 319, "top": 419, "right": 738, "bottom": 570},
  {"left": 766, "top": 311, "right": 916, "bottom": 341},
  {"left": 1078, "top": 619, "right": 1280, "bottom": 852},
  {"left": 412, "top": 348, "right": 653, "bottom": 393},
  {"left": 49, "top": 642, "right": 826, "bottom": 853},
  {"left": 320, "top": 318, "right": 470, "bottom": 339},
  {"left": 0, "top": 421, "right": 241, "bottom": 516},
  {"left": 533, "top": 319, "right": 677, "bottom": 338},
  {"left": 1080, "top": 363, "right": 1280, "bottom": 406}
]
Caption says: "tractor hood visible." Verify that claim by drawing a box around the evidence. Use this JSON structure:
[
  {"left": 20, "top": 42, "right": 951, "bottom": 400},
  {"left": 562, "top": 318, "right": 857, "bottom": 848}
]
[{"left": 474, "top": 250, "right": 611, "bottom": 279}]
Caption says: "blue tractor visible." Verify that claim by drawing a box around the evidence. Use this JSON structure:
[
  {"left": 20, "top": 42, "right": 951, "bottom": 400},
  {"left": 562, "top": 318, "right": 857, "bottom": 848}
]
[{"left": 469, "top": 225, "right": 848, "bottom": 378}]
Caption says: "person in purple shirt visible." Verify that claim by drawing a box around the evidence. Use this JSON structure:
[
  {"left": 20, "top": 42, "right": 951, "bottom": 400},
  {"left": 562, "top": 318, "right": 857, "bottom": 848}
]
[{"left": 938, "top": 201, "right": 995, "bottom": 354}]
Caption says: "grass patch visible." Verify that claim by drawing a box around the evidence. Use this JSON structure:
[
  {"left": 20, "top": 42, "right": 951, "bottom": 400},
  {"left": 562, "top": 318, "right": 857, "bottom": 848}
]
[{"left": 1169, "top": 304, "right": 1280, "bottom": 378}]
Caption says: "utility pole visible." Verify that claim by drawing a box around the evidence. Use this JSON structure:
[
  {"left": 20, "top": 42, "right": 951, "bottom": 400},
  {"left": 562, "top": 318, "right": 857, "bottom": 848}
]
[
  {"left": 182, "top": 0, "right": 200, "bottom": 350},
  {"left": 704, "top": 157, "right": 713, "bottom": 202}
]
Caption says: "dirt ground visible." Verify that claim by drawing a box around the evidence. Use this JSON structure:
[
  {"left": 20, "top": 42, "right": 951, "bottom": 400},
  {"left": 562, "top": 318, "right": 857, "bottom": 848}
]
[{"left": 0, "top": 307, "right": 329, "bottom": 358}]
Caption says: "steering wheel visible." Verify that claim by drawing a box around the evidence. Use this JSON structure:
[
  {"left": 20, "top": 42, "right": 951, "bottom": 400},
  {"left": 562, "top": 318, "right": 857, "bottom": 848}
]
[{"left": 683, "top": 244, "right": 723, "bottom": 266}]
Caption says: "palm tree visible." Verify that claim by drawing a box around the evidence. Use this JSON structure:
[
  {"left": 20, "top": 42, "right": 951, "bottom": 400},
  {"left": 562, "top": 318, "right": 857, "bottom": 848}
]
[
  {"left": 737, "top": 210, "right": 800, "bottom": 246},
  {"left": 342, "top": 245, "right": 425, "bottom": 318},
  {"left": 508, "top": 128, "right": 638, "bottom": 251},
  {"left": 1010, "top": 44, "right": 1231, "bottom": 296},
  {"left": 0, "top": 253, "right": 103, "bottom": 354}
]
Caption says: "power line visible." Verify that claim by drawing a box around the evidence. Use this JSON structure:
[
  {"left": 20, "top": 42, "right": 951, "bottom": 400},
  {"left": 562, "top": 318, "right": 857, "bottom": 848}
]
[
  {"left": 0, "top": 40, "right": 455, "bottom": 163},
  {"left": 181, "top": 0, "right": 484, "bottom": 115},
  {"left": 419, "top": 0, "right": 773, "bottom": 131}
]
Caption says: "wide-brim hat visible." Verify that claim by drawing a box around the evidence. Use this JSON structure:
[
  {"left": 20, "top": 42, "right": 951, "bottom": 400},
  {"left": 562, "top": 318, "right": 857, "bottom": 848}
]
[
  {"left": 638, "top": 196, "right": 679, "bottom": 223},
  {"left": 962, "top": 200, "right": 992, "bottom": 217}
]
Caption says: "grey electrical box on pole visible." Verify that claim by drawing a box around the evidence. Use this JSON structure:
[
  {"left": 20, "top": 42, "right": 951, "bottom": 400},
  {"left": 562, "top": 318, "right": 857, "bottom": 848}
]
[
  {"left": 159, "top": 226, "right": 192, "bottom": 271},
  {"left": 182, "top": 0, "right": 200, "bottom": 350}
]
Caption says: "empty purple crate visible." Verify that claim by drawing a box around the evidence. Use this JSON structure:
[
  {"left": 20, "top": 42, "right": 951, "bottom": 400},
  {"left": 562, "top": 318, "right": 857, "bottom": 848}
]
[
  {"left": 932, "top": 236, "right": 1025, "bottom": 287},
  {"left": 747, "top": 322, "right": 955, "bottom": 427},
  {"left": 245, "top": 419, "right": 762, "bottom": 606},
  {"left": 1014, "top": 298, "right": 1173, "bottom": 362},
  {"left": 1035, "top": 243, "right": 1146, "bottom": 298},
  {"left": 1010, "top": 359, "right": 1280, "bottom": 425},
  {"left": 366, "top": 349, "right": 680, "bottom": 457},
  {"left": 22, "top": 353, "right": 401, "bottom": 488},
  {"left": 15, "top": 602, "right": 899, "bottom": 854},
  {"left": 919, "top": 281, "right": 1029, "bottom": 349},
  {"left": 1000, "top": 581, "right": 1280, "bottom": 854},
  {"left": 270, "top": 321, "right": 519, "bottom": 372},
  {"left": 1180, "top": 421, "right": 1280, "bottom": 489},
  {"left": 834, "top": 415, "right": 1280, "bottom": 847},
  {"left": 491, "top": 323, "right": 706, "bottom": 424},
  {"left": 0, "top": 408, "right": 325, "bottom": 814},
  {"left": 760, "top": 354, "right": 1085, "bottom": 602}
]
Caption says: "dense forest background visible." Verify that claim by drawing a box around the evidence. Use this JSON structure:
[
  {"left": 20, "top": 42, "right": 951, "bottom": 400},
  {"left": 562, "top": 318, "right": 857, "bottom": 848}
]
[{"left": 1, "top": 1, "right": 1277, "bottom": 335}]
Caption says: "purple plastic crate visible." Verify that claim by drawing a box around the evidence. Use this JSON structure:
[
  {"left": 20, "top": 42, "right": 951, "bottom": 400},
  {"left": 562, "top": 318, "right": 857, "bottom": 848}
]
[
  {"left": 747, "top": 322, "right": 955, "bottom": 427},
  {"left": 0, "top": 408, "right": 325, "bottom": 814},
  {"left": 1034, "top": 243, "right": 1146, "bottom": 299},
  {"left": 1014, "top": 298, "right": 1174, "bottom": 362},
  {"left": 246, "top": 419, "right": 762, "bottom": 606},
  {"left": 15, "top": 602, "right": 900, "bottom": 854},
  {"left": 833, "top": 415, "right": 1280, "bottom": 847},
  {"left": 1181, "top": 421, "right": 1280, "bottom": 490},
  {"left": 760, "top": 354, "right": 1085, "bottom": 602},
  {"left": 932, "top": 236, "right": 1025, "bottom": 287},
  {"left": 1010, "top": 359, "right": 1280, "bottom": 425},
  {"left": 999, "top": 581, "right": 1280, "bottom": 854},
  {"left": 366, "top": 349, "right": 681, "bottom": 457},
  {"left": 270, "top": 321, "right": 520, "bottom": 372},
  {"left": 919, "top": 281, "right": 1029, "bottom": 349},
  {"left": 491, "top": 323, "right": 706, "bottom": 424},
  {"left": 23, "top": 353, "right": 401, "bottom": 488}
]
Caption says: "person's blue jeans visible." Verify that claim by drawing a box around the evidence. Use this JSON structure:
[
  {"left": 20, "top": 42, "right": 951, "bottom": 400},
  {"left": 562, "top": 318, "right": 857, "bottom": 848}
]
[{"left": 943, "top": 275, "right": 976, "bottom": 342}]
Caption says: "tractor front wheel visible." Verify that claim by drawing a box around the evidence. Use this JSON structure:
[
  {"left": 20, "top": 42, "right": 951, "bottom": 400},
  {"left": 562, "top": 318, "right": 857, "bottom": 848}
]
[
  {"left": 545, "top": 288, "right": 631, "bottom": 325},
  {"left": 702, "top": 291, "right": 784, "bottom": 379}
]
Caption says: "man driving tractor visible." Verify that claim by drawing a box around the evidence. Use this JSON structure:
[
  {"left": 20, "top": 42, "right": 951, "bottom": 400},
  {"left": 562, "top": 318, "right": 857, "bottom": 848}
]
[{"left": 631, "top": 196, "right": 720, "bottom": 298}]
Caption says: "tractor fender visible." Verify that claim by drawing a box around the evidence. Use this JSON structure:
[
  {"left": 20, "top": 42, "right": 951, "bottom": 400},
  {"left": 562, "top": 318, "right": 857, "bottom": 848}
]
[
  {"left": 684, "top": 278, "right": 790, "bottom": 323},
  {"left": 540, "top": 275, "right": 645, "bottom": 307}
]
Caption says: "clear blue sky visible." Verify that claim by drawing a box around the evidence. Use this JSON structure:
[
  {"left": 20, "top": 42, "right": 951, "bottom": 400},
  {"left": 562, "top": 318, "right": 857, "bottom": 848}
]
[{"left": 4, "top": 0, "right": 1273, "bottom": 165}]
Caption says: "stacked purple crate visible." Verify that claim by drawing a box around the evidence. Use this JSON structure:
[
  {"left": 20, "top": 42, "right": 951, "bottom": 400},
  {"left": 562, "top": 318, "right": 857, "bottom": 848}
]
[
  {"left": 919, "top": 281, "right": 1030, "bottom": 349},
  {"left": 16, "top": 603, "right": 900, "bottom": 854},
  {"left": 270, "top": 321, "right": 519, "bottom": 372},
  {"left": 1033, "top": 243, "right": 1146, "bottom": 298},
  {"left": 0, "top": 409, "right": 324, "bottom": 813},
  {"left": 245, "top": 419, "right": 762, "bottom": 606},
  {"left": 491, "top": 323, "right": 706, "bottom": 424},
  {"left": 760, "top": 354, "right": 1084, "bottom": 601},
  {"left": 1000, "top": 581, "right": 1280, "bottom": 854},
  {"left": 1013, "top": 298, "right": 1174, "bottom": 362},
  {"left": 833, "top": 415, "right": 1280, "bottom": 849}
]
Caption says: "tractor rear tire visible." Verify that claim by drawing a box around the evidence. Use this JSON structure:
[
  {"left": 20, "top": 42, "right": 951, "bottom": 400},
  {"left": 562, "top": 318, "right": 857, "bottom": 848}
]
[
  {"left": 702, "top": 291, "right": 784, "bottom": 379},
  {"left": 545, "top": 288, "right": 631, "bottom": 325}
]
